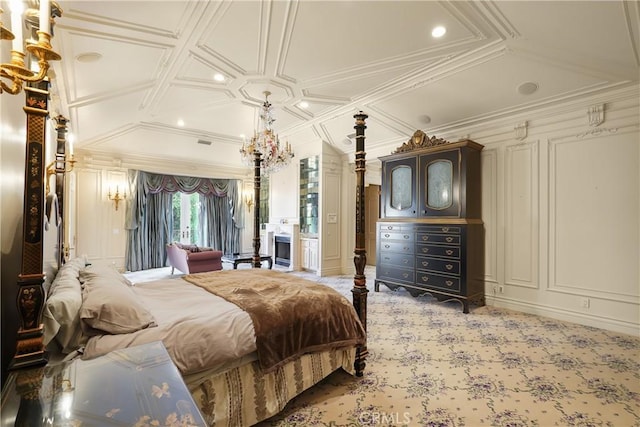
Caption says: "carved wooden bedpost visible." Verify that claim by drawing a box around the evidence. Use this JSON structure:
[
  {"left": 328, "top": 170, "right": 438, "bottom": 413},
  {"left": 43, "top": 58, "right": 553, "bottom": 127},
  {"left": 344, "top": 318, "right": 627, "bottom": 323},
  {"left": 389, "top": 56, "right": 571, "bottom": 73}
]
[
  {"left": 10, "top": 80, "right": 51, "bottom": 370},
  {"left": 352, "top": 111, "right": 369, "bottom": 376},
  {"left": 54, "top": 115, "right": 69, "bottom": 267},
  {"left": 252, "top": 150, "right": 262, "bottom": 268}
]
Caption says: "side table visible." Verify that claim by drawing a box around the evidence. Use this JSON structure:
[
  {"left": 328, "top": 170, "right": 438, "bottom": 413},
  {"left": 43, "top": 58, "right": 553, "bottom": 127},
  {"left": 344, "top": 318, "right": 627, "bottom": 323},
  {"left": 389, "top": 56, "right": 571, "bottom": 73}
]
[
  {"left": 1, "top": 341, "right": 206, "bottom": 426},
  {"left": 222, "top": 252, "right": 273, "bottom": 269}
]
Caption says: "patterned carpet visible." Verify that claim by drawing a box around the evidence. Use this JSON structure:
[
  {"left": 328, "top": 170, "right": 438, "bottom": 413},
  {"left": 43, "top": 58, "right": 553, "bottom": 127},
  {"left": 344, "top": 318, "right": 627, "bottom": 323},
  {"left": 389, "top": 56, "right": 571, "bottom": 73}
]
[{"left": 126, "top": 266, "right": 640, "bottom": 427}]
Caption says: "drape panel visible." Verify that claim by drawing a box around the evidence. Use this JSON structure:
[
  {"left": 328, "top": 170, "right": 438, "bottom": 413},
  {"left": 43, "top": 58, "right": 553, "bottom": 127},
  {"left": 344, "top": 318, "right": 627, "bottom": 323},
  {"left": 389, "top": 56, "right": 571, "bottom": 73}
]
[
  {"left": 199, "top": 194, "right": 241, "bottom": 254},
  {"left": 125, "top": 170, "right": 243, "bottom": 272}
]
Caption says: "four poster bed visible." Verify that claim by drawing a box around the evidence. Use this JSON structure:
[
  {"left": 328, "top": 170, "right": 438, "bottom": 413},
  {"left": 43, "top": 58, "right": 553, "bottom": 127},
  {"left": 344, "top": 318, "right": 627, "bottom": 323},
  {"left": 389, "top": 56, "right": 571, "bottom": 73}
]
[{"left": 7, "top": 84, "right": 371, "bottom": 427}]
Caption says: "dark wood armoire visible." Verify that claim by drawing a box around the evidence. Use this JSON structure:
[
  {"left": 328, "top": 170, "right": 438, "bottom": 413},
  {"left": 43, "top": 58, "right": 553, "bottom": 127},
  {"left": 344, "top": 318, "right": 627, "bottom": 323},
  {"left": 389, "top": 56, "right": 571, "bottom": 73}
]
[{"left": 375, "top": 130, "right": 485, "bottom": 313}]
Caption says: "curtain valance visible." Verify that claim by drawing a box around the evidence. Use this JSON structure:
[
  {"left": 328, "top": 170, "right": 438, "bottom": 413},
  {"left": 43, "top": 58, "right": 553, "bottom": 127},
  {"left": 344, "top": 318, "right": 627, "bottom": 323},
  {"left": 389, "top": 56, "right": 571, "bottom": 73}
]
[{"left": 141, "top": 171, "right": 232, "bottom": 196}]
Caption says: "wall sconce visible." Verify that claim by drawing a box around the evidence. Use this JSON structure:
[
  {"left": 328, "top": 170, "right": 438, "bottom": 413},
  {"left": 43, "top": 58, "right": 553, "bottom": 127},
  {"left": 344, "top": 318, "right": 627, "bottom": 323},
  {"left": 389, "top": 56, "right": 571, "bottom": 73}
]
[
  {"left": 107, "top": 185, "right": 126, "bottom": 211},
  {"left": 44, "top": 153, "right": 75, "bottom": 195},
  {"left": 1, "top": 1, "right": 63, "bottom": 95},
  {"left": 244, "top": 193, "right": 254, "bottom": 211}
]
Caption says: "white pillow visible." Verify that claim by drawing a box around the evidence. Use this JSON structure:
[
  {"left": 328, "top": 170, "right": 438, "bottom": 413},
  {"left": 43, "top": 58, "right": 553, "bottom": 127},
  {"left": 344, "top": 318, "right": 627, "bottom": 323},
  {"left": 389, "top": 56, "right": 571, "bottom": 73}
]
[
  {"left": 80, "top": 275, "right": 156, "bottom": 335},
  {"left": 43, "top": 257, "right": 88, "bottom": 352}
]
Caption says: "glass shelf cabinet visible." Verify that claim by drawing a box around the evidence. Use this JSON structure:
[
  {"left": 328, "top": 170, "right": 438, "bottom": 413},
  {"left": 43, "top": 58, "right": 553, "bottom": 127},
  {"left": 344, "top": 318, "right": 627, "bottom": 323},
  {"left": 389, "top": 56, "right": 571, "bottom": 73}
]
[{"left": 299, "top": 156, "right": 319, "bottom": 235}]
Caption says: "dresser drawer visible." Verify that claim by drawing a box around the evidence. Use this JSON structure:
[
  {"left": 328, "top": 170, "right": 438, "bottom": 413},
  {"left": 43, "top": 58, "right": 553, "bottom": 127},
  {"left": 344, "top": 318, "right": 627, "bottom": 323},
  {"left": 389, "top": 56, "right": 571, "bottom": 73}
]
[
  {"left": 416, "top": 244, "right": 460, "bottom": 259},
  {"left": 416, "top": 233, "right": 460, "bottom": 245},
  {"left": 416, "top": 225, "right": 461, "bottom": 234},
  {"left": 379, "top": 252, "right": 415, "bottom": 268},
  {"left": 379, "top": 240, "right": 414, "bottom": 254},
  {"left": 416, "top": 272, "right": 461, "bottom": 293},
  {"left": 379, "top": 231, "right": 414, "bottom": 242},
  {"left": 377, "top": 266, "right": 415, "bottom": 284},
  {"left": 416, "top": 256, "right": 460, "bottom": 275},
  {"left": 378, "top": 223, "right": 409, "bottom": 232}
]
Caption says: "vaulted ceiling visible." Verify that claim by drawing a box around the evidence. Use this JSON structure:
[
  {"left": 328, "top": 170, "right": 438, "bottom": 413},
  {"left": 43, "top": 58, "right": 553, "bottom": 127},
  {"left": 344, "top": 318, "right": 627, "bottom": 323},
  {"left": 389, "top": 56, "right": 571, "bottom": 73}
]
[{"left": 44, "top": 0, "right": 639, "bottom": 177}]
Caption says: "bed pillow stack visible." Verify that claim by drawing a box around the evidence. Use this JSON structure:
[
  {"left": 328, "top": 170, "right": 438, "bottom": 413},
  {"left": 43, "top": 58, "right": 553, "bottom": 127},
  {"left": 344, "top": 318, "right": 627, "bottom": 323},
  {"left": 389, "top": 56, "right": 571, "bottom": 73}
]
[
  {"left": 43, "top": 256, "right": 89, "bottom": 353},
  {"left": 79, "top": 265, "right": 156, "bottom": 335}
]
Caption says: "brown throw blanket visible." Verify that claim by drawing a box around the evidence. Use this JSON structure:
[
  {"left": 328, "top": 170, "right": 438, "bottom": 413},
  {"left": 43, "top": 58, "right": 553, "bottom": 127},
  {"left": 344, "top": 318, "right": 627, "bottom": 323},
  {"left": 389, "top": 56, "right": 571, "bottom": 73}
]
[{"left": 183, "top": 269, "right": 366, "bottom": 372}]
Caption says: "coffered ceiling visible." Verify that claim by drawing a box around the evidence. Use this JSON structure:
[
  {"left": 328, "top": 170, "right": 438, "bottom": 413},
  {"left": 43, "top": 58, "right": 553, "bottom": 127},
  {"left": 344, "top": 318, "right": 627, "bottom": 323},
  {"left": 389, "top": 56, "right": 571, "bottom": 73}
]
[{"left": 38, "top": 1, "right": 640, "bottom": 176}]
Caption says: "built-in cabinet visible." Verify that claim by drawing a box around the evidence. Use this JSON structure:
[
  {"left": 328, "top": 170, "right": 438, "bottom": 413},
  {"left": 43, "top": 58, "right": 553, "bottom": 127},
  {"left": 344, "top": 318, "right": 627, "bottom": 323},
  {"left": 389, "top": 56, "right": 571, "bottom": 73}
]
[
  {"left": 375, "top": 131, "right": 484, "bottom": 313},
  {"left": 299, "top": 156, "right": 319, "bottom": 272},
  {"left": 300, "top": 237, "right": 319, "bottom": 271}
]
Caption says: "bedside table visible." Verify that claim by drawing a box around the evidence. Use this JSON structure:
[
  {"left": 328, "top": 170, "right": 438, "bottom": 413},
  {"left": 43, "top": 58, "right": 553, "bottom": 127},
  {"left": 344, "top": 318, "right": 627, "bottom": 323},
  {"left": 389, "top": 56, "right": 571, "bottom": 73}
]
[{"left": 1, "top": 341, "right": 206, "bottom": 426}]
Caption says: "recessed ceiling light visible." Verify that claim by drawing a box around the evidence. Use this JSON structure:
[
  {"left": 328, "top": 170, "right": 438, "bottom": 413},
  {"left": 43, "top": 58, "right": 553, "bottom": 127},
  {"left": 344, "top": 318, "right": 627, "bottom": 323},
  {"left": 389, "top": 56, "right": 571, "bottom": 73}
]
[
  {"left": 299, "top": 101, "right": 309, "bottom": 109},
  {"left": 177, "top": 119, "right": 185, "bottom": 127},
  {"left": 517, "top": 81, "right": 539, "bottom": 95},
  {"left": 214, "top": 73, "right": 225, "bottom": 82},
  {"left": 431, "top": 26, "right": 446, "bottom": 38},
  {"left": 76, "top": 52, "right": 102, "bottom": 63}
]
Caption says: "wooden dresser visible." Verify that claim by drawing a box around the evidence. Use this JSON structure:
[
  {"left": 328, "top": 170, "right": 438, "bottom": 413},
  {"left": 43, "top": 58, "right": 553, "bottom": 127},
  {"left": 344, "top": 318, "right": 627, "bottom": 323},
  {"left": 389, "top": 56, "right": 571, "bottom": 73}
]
[{"left": 375, "top": 131, "right": 485, "bottom": 313}]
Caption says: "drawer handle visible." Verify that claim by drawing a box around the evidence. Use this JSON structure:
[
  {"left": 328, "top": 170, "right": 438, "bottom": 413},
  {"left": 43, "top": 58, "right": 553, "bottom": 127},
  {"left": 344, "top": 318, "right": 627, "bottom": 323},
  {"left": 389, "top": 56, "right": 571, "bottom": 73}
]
[
  {"left": 422, "top": 248, "right": 429, "bottom": 253},
  {"left": 446, "top": 264, "right": 453, "bottom": 270},
  {"left": 402, "top": 273, "right": 409, "bottom": 278},
  {"left": 384, "top": 233, "right": 390, "bottom": 238},
  {"left": 384, "top": 244, "right": 390, "bottom": 249},
  {"left": 422, "top": 236, "right": 429, "bottom": 241},
  {"left": 402, "top": 259, "right": 408, "bottom": 264},
  {"left": 384, "top": 257, "right": 391, "bottom": 261},
  {"left": 446, "top": 237, "right": 453, "bottom": 242},
  {"left": 446, "top": 280, "right": 453, "bottom": 286},
  {"left": 442, "top": 227, "right": 449, "bottom": 232},
  {"left": 404, "top": 234, "right": 410, "bottom": 239},
  {"left": 446, "top": 250, "right": 453, "bottom": 255},
  {"left": 422, "top": 276, "right": 429, "bottom": 282},
  {"left": 422, "top": 261, "right": 429, "bottom": 266},
  {"left": 387, "top": 226, "right": 393, "bottom": 230},
  {"left": 404, "top": 247, "right": 410, "bottom": 252}
]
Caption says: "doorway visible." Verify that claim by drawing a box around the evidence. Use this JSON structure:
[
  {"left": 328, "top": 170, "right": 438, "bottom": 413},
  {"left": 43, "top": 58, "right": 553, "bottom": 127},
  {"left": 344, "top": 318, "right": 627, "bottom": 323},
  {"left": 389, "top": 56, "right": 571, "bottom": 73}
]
[{"left": 172, "top": 193, "right": 200, "bottom": 245}]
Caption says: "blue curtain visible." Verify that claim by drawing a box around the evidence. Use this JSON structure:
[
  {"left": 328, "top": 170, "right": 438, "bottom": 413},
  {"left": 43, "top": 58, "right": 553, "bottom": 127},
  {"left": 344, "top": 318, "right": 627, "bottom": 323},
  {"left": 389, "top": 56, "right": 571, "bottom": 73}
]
[{"left": 125, "top": 170, "right": 243, "bottom": 272}]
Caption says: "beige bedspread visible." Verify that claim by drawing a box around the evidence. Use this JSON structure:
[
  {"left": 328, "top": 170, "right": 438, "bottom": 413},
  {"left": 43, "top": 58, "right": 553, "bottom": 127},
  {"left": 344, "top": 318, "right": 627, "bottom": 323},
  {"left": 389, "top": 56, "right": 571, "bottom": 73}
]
[
  {"left": 83, "top": 277, "right": 257, "bottom": 375},
  {"left": 183, "top": 269, "right": 366, "bottom": 372}
]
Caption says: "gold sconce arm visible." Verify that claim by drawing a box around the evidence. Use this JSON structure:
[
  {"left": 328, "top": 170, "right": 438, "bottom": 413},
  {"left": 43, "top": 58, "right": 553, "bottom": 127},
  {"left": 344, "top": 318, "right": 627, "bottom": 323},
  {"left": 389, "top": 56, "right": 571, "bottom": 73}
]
[
  {"left": 107, "top": 186, "right": 127, "bottom": 211},
  {"left": 0, "top": 3, "right": 63, "bottom": 96},
  {"left": 245, "top": 194, "right": 254, "bottom": 211},
  {"left": 45, "top": 154, "right": 76, "bottom": 195}
]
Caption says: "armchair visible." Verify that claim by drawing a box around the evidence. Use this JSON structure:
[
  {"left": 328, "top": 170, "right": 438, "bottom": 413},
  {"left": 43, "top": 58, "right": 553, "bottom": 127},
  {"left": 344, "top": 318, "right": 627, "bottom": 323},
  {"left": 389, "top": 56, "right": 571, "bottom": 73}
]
[{"left": 166, "top": 242, "right": 223, "bottom": 274}]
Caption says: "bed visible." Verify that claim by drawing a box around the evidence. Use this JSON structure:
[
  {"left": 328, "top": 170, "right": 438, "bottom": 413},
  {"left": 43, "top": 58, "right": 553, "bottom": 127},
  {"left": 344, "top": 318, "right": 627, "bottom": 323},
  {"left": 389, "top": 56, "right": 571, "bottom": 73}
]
[
  {"left": 42, "top": 261, "right": 365, "bottom": 426},
  {"left": 8, "top": 104, "right": 372, "bottom": 427}
]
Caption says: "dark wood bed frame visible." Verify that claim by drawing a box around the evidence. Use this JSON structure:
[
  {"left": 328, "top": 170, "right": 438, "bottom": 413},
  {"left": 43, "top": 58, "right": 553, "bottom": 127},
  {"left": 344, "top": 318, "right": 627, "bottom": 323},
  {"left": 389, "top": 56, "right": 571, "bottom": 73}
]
[{"left": 9, "top": 87, "right": 371, "bottom": 377}]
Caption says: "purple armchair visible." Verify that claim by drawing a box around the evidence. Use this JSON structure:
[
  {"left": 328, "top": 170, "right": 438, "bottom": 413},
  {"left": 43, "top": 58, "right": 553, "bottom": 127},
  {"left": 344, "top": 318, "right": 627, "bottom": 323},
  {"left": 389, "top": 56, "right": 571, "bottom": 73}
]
[{"left": 166, "top": 242, "right": 223, "bottom": 274}]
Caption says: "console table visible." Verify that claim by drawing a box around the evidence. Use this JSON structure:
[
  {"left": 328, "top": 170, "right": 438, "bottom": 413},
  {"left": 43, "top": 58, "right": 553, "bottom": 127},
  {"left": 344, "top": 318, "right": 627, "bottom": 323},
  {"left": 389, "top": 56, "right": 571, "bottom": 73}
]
[
  {"left": 222, "top": 252, "right": 273, "bottom": 269},
  {"left": 1, "top": 341, "right": 206, "bottom": 426}
]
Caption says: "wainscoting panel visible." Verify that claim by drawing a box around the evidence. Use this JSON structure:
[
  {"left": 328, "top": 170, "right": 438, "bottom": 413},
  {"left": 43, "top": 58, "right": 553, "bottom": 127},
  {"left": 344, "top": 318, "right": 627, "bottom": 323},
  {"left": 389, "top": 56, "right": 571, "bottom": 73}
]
[
  {"left": 504, "top": 141, "right": 539, "bottom": 289},
  {"left": 548, "top": 130, "right": 639, "bottom": 300},
  {"left": 104, "top": 170, "right": 127, "bottom": 269},
  {"left": 481, "top": 148, "right": 498, "bottom": 286},
  {"left": 322, "top": 173, "right": 341, "bottom": 260},
  {"left": 75, "top": 169, "right": 102, "bottom": 260}
]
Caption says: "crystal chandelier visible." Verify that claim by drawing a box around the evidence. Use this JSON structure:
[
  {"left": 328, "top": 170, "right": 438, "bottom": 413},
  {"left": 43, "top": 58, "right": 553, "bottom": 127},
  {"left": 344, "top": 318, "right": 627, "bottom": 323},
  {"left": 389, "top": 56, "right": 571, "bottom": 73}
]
[{"left": 240, "top": 91, "right": 294, "bottom": 175}]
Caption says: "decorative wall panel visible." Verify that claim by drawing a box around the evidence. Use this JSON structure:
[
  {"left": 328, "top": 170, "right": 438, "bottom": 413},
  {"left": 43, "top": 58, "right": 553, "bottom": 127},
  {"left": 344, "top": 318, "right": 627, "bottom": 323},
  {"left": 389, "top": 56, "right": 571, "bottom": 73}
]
[
  {"left": 505, "top": 141, "right": 538, "bottom": 288},
  {"left": 481, "top": 149, "right": 498, "bottom": 285},
  {"left": 549, "top": 131, "right": 639, "bottom": 299}
]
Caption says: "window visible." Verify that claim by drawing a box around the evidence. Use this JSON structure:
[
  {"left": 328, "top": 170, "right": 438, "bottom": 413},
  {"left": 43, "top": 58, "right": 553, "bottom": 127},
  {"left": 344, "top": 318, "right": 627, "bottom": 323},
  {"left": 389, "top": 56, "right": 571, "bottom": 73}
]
[{"left": 172, "top": 193, "right": 200, "bottom": 244}]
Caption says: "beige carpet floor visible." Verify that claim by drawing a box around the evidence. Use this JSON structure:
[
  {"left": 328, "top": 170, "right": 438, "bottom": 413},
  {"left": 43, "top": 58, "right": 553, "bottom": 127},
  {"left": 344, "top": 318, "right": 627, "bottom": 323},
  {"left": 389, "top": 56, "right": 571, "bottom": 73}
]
[{"left": 126, "top": 265, "right": 640, "bottom": 427}]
